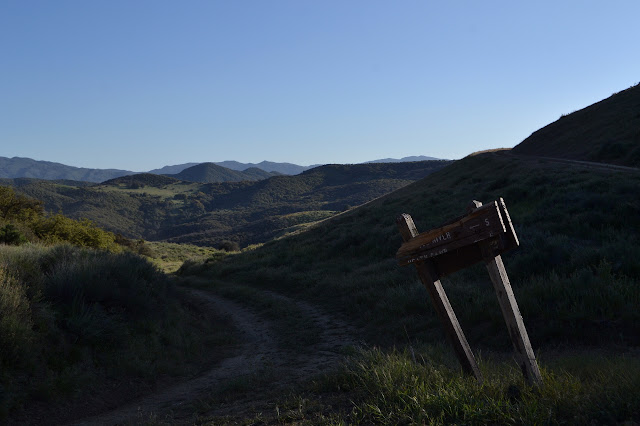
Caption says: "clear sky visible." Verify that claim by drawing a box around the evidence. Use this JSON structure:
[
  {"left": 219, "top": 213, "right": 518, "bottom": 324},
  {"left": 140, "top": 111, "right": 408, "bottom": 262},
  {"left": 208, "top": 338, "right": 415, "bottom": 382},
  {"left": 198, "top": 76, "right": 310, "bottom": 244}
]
[{"left": 1, "top": 1, "right": 638, "bottom": 171}]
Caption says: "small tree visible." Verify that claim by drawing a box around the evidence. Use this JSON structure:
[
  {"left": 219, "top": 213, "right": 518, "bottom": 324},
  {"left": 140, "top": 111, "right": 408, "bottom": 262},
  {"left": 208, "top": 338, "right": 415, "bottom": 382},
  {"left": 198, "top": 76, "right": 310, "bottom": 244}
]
[
  {"left": 219, "top": 240, "right": 240, "bottom": 252},
  {"left": 0, "top": 224, "right": 27, "bottom": 245}
]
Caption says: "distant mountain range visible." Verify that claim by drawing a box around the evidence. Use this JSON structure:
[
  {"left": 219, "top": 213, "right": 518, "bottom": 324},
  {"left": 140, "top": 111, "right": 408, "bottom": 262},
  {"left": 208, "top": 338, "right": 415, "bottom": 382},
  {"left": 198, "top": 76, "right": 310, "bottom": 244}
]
[
  {"left": 0, "top": 156, "right": 134, "bottom": 183},
  {"left": 0, "top": 155, "right": 444, "bottom": 183},
  {"left": 365, "top": 155, "right": 440, "bottom": 163}
]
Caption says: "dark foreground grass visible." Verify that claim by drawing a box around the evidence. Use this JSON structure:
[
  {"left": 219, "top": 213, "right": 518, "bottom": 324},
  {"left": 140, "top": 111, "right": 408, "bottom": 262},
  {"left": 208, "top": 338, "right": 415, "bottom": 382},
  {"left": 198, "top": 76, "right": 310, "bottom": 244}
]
[
  {"left": 324, "top": 347, "right": 640, "bottom": 424},
  {"left": 183, "top": 346, "right": 640, "bottom": 425},
  {"left": 0, "top": 244, "right": 235, "bottom": 421}
]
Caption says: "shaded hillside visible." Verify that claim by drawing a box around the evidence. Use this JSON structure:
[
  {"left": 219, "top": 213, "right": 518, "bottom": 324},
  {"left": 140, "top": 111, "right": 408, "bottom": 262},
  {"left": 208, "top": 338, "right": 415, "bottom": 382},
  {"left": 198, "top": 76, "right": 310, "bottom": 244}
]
[
  {"left": 168, "top": 162, "right": 277, "bottom": 183},
  {"left": 7, "top": 160, "right": 449, "bottom": 247},
  {"left": 156, "top": 161, "right": 450, "bottom": 246},
  {"left": 0, "top": 156, "right": 135, "bottom": 182},
  {"left": 103, "top": 173, "right": 182, "bottom": 187},
  {"left": 513, "top": 83, "right": 640, "bottom": 167},
  {"left": 185, "top": 151, "right": 640, "bottom": 349}
]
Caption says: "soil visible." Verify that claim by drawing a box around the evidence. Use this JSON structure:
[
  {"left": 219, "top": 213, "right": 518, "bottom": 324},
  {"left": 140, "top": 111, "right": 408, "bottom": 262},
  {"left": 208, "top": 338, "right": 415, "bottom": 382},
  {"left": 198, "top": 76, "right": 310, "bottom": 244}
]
[{"left": 69, "top": 287, "right": 359, "bottom": 425}]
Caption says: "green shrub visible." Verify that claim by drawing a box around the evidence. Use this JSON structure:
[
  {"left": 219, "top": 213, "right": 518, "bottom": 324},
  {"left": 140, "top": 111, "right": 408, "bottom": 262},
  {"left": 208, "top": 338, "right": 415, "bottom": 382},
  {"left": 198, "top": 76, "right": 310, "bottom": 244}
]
[
  {"left": 0, "top": 267, "right": 36, "bottom": 369},
  {"left": 219, "top": 240, "right": 240, "bottom": 252},
  {"left": 0, "top": 244, "right": 219, "bottom": 417},
  {"left": 0, "top": 224, "right": 27, "bottom": 245},
  {"left": 33, "top": 214, "right": 120, "bottom": 252}
]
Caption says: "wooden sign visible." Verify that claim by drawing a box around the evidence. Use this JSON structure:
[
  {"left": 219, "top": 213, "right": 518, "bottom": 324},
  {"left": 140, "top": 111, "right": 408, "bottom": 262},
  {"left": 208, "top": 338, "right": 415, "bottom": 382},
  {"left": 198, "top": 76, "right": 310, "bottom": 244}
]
[
  {"left": 396, "top": 199, "right": 542, "bottom": 386},
  {"left": 397, "top": 198, "right": 519, "bottom": 278}
]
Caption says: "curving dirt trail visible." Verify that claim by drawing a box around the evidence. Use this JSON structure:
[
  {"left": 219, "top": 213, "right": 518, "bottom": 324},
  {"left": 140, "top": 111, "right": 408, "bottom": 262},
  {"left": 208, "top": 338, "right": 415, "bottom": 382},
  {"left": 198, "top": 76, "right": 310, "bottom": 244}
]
[
  {"left": 70, "top": 287, "right": 358, "bottom": 425},
  {"left": 494, "top": 150, "right": 640, "bottom": 173}
]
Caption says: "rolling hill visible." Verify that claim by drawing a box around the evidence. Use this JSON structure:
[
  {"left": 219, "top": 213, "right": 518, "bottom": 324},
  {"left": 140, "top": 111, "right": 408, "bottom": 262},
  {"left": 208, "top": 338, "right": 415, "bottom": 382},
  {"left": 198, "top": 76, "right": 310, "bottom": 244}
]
[
  {"left": 4, "top": 160, "right": 450, "bottom": 247},
  {"left": 168, "top": 162, "right": 278, "bottom": 183},
  {"left": 513, "top": 83, "right": 640, "bottom": 167}
]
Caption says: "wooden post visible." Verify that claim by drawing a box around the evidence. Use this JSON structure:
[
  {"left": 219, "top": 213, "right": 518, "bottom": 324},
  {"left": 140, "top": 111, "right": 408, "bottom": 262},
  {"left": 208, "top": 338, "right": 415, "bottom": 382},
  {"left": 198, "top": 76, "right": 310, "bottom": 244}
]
[
  {"left": 469, "top": 201, "right": 543, "bottom": 386},
  {"left": 397, "top": 213, "right": 483, "bottom": 382}
]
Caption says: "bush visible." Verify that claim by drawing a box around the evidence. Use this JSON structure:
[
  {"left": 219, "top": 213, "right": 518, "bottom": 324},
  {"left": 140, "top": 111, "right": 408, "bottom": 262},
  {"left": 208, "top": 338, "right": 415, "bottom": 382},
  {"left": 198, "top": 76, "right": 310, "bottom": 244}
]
[
  {"left": 219, "top": 240, "right": 240, "bottom": 252},
  {"left": 33, "top": 214, "right": 120, "bottom": 252},
  {"left": 0, "top": 244, "right": 204, "bottom": 417},
  {"left": 0, "top": 224, "right": 27, "bottom": 245}
]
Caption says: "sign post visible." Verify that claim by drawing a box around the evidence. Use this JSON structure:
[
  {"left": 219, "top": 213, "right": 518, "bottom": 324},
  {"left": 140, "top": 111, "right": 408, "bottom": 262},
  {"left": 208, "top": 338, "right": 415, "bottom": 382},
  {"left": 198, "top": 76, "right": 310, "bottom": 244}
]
[
  {"left": 396, "top": 198, "right": 542, "bottom": 385},
  {"left": 397, "top": 213, "right": 483, "bottom": 382}
]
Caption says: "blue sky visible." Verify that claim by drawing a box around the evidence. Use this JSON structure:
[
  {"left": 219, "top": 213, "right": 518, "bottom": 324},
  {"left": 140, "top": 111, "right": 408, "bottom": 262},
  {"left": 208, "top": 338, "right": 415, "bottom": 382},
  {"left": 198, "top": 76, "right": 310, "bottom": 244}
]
[{"left": 1, "top": 1, "right": 638, "bottom": 171}]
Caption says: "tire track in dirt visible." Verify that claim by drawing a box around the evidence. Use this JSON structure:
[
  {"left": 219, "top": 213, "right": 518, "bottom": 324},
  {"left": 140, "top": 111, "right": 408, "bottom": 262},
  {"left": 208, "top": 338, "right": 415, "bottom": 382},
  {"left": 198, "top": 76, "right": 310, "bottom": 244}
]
[
  {"left": 495, "top": 151, "right": 640, "bottom": 173},
  {"left": 70, "top": 287, "right": 359, "bottom": 424},
  {"left": 70, "top": 289, "right": 277, "bottom": 425}
]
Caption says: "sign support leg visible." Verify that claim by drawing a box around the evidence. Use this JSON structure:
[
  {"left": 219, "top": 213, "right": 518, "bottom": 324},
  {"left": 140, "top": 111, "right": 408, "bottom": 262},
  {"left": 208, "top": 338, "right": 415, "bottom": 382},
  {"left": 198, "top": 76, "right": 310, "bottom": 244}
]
[
  {"left": 482, "top": 250, "right": 543, "bottom": 386},
  {"left": 397, "top": 214, "right": 483, "bottom": 382}
]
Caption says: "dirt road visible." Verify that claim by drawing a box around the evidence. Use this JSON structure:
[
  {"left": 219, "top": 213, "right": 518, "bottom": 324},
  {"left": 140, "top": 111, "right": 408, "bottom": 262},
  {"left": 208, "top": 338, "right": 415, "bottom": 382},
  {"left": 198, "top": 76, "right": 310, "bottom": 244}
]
[
  {"left": 70, "top": 287, "right": 358, "bottom": 425},
  {"left": 493, "top": 150, "right": 640, "bottom": 173}
]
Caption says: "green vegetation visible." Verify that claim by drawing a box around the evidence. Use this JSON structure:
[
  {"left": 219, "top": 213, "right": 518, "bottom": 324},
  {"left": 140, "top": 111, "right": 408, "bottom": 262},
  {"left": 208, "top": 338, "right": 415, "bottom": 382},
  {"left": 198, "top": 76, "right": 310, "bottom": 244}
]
[
  {"left": 513, "top": 83, "right": 640, "bottom": 167},
  {"left": 331, "top": 348, "right": 640, "bottom": 424},
  {"left": 143, "top": 241, "right": 228, "bottom": 273},
  {"left": 4, "top": 160, "right": 449, "bottom": 247},
  {"left": 0, "top": 185, "right": 121, "bottom": 251},
  {"left": 239, "top": 347, "right": 638, "bottom": 425},
  {"left": 169, "top": 162, "right": 277, "bottom": 183},
  {"left": 0, "top": 244, "right": 232, "bottom": 420},
  {"left": 181, "top": 153, "right": 640, "bottom": 349}
]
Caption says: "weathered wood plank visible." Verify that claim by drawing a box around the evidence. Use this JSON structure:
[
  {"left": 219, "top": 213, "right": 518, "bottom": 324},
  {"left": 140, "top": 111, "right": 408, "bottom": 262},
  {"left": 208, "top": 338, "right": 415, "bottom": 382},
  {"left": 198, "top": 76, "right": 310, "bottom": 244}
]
[
  {"left": 399, "top": 199, "right": 519, "bottom": 278},
  {"left": 397, "top": 201, "right": 505, "bottom": 261},
  {"left": 497, "top": 197, "right": 519, "bottom": 251},
  {"left": 396, "top": 213, "right": 483, "bottom": 382},
  {"left": 482, "top": 250, "right": 542, "bottom": 385}
]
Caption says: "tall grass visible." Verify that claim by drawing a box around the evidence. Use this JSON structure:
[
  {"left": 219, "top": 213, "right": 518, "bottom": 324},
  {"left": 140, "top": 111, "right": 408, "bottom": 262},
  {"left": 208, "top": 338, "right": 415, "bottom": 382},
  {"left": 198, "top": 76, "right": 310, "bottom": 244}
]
[
  {"left": 0, "top": 243, "right": 229, "bottom": 419},
  {"left": 315, "top": 347, "right": 640, "bottom": 424}
]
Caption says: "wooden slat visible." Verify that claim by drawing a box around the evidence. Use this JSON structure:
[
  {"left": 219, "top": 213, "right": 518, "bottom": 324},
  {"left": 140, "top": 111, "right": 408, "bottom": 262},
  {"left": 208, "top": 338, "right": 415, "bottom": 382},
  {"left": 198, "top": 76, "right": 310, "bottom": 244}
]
[
  {"left": 497, "top": 197, "right": 519, "bottom": 251},
  {"left": 396, "top": 214, "right": 483, "bottom": 382},
  {"left": 470, "top": 201, "right": 541, "bottom": 385},
  {"left": 397, "top": 201, "right": 505, "bottom": 260},
  {"left": 400, "top": 199, "right": 519, "bottom": 278},
  {"left": 480, "top": 245, "right": 543, "bottom": 386}
]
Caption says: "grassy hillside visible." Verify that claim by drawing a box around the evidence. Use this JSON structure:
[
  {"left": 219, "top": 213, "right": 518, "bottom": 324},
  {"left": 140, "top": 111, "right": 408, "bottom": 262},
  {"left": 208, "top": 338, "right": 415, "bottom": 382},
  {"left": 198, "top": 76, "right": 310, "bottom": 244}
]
[
  {"left": 513, "top": 83, "right": 640, "bottom": 166},
  {"left": 0, "top": 187, "right": 234, "bottom": 421},
  {"left": 182, "top": 152, "right": 640, "bottom": 348},
  {"left": 168, "top": 162, "right": 276, "bottom": 183},
  {"left": 5, "top": 160, "right": 449, "bottom": 247},
  {"left": 177, "top": 150, "right": 640, "bottom": 423}
]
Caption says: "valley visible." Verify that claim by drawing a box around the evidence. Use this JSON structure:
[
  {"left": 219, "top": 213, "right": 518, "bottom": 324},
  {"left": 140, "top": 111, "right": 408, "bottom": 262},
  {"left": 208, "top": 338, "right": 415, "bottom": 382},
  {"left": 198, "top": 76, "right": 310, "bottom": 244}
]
[
  {"left": 2, "top": 160, "right": 449, "bottom": 248},
  {"left": 1, "top": 83, "right": 639, "bottom": 424}
]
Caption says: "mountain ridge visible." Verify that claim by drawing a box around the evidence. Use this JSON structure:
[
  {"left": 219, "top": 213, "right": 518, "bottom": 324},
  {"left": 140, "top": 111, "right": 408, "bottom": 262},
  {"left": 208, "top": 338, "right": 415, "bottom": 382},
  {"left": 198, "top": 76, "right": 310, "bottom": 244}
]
[
  {"left": 0, "top": 155, "right": 445, "bottom": 183},
  {"left": 512, "top": 83, "right": 640, "bottom": 167}
]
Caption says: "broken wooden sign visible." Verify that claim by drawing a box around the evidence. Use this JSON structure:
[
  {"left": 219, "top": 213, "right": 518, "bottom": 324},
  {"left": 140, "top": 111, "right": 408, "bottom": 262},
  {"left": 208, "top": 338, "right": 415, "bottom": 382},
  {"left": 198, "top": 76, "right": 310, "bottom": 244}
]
[
  {"left": 396, "top": 198, "right": 519, "bottom": 278},
  {"left": 396, "top": 198, "right": 542, "bottom": 386}
]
